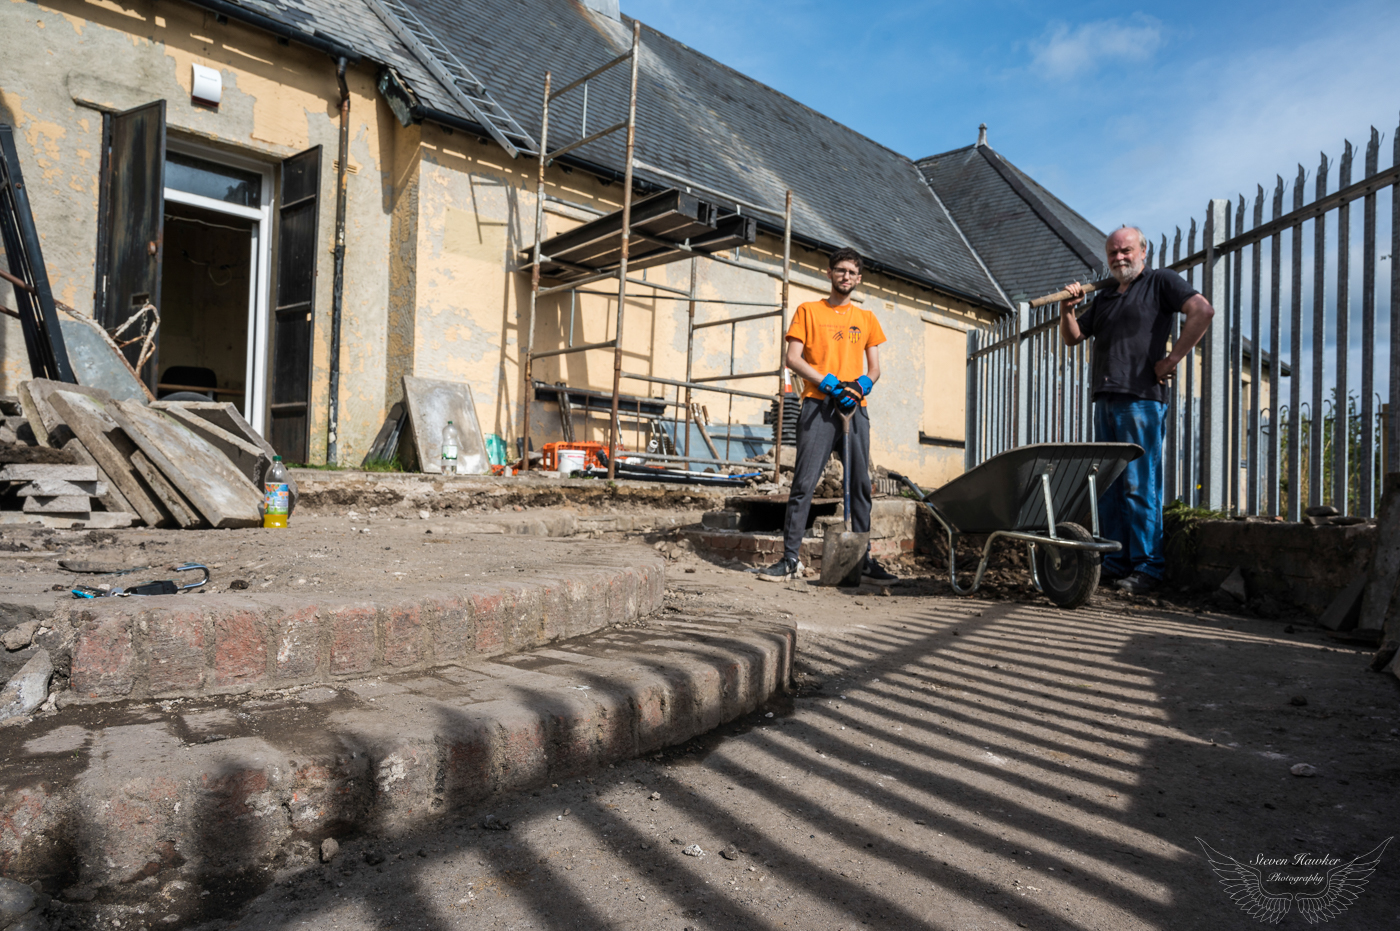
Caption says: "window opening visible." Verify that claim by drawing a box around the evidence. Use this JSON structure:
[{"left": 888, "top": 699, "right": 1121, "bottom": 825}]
[{"left": 165, "top": 151, "right": 262, "bottom": 207}]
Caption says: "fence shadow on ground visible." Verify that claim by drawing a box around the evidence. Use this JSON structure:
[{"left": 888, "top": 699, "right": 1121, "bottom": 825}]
[{"left": 58, "top": 597, "right": 1394, "bottom": 931}]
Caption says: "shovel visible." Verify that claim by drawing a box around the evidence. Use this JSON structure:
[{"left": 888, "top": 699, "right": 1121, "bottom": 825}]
[{"left": 818, "top": 402, "right": 869, "bottom": 586}]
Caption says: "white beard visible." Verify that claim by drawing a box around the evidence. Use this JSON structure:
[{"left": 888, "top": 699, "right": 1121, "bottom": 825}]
[{"left": 1110, "top": 260, "right": 1144, "bottom": 285}]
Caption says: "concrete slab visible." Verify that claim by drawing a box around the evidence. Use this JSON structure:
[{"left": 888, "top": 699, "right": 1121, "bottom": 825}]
[
  {"left": 1358, "top": 475, "right": 1400, "bottom": 631},
  {"left": 129, "top": 448, "right": 200, "bottom": 528},
  {"left": 402, "top": 375, "right": 488, "bottom": 475},
  {"left": 45, "top": 389, "right": 169, "bottom": 527},
  {"left": 160, "top": 404, "right": 271, "bottom": 487},
  {"left": 112, "top": 400, "right": 261, "bottom": 528},
  {"left": 0, "top": 613, "right": 793, "bottom": 906},
  {"left": 1318, "top": 576, "right": 1366, "bottom": 630}
]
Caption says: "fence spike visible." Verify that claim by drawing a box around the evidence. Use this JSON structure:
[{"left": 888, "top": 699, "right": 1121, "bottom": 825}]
[
  {"left": 1390, "top": 113, "right": 1400, "bottom": 477},
  {"left": 1309, "top": 151, "right": 1329, "bottom": 508},
  {"left": 1359, "top": 122, "right": 1380, "bottom": 514},
  {"left": 972, "top": 124, "right": 1393, "bottom": 514}
]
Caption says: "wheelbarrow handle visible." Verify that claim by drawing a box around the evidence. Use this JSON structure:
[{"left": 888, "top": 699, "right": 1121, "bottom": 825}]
[{"left": 887, "top": 471, "right": 928, "bottom": 502}]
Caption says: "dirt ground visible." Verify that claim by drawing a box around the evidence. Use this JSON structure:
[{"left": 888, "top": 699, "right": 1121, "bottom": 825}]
[
  {"left": 30, "top": 535, "right": 1393, "bottom": 931},
  {"left": 0, "top": 511, "right": 644, "bottom": 606}
]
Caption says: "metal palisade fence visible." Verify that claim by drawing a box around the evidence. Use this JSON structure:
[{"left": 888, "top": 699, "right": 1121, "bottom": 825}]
[{"left": 967, "top": 115, "right": 1400, "bottom": 520}]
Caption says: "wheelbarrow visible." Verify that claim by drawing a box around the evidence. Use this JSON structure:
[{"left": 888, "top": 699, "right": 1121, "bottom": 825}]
[{"left": 889, "top": 442, "right": 1143, "bottom": 609}]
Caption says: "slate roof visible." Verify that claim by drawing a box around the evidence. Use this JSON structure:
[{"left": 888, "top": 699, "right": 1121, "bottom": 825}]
[
  {"left": 205, "top": 0, "right": 1010, "bottom": 309},
  {"left": 917, "top": 141, "right": 1109, "bottom": 304}
]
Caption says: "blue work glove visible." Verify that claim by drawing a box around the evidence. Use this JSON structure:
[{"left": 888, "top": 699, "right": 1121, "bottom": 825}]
[
  {"left": 856, "top": 375, "right": 874, "bottom": 397},
  {"left": 818, "top": 374, "right": 840, "bottom": 396},
  {"left": 833, "top": 383, "right": 859, "bottom": 411}
]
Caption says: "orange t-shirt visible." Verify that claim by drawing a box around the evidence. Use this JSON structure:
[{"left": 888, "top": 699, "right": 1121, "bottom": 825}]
[{"left": 786, "top": 299, "right": 887, "bottom": 405}]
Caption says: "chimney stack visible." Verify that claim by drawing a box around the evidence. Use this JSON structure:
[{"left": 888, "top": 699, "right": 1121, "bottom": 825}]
[{"left": 977, "top": 123, "right": 988, "bottom": 147}]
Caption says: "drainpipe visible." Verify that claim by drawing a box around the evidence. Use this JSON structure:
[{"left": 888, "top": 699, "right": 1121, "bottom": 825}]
[{"left": 327, "top": 56, "right": 350, "bottom": 465}]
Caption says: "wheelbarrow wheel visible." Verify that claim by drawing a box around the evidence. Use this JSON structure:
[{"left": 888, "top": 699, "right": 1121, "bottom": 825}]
[{"left": 1034, "top": 522, "right": 1100, "bottom": 609}]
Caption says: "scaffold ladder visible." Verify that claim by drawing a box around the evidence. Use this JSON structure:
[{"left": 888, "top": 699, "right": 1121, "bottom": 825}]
[{"left": 364, "top": 0, "right": 538, "bottom": 158}]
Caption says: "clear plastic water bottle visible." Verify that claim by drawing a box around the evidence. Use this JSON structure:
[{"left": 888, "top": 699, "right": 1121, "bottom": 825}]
[
  {"left": 440, "top": 421, "right": 461, "bottom": 475},
  {"left": 263, "top": 456, "right": 290, "bottom": 528}
]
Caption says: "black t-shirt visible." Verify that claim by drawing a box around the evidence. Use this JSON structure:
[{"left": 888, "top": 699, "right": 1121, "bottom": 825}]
[{"left": 1078, "top": 268, "right": 1200, "bottom": 404}]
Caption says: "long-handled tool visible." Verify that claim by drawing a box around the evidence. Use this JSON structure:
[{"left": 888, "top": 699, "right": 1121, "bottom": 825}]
[
  {"left": 818, "top": 401, "right": 869, "bottom": 586},
  {"left": 1028, "top": 277, "right": 1117, "bottom": 309}
]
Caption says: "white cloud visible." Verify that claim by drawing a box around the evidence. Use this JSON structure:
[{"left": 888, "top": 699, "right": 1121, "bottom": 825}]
[
  {"left": 1089, "top": 18, "right": 1400, "bottom": 241},
  {"left": 1031, "top": 16, "right": 1163, "bottom": 80}
]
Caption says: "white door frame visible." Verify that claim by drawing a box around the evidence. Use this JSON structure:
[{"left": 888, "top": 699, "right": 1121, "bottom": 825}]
[{"left": 162, "top": 141, "right": 275, "bottom": 436}]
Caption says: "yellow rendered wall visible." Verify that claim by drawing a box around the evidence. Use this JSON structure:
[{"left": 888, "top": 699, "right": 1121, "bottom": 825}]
[
  {"left": 1, "top": 0, "right": 1001, "bottom": 484},
  {"left": 395, "top": 123, "right": 997, "bottom": 485},
  {"left": 0, "top": 0, "right": 394, "bottom": 462}
]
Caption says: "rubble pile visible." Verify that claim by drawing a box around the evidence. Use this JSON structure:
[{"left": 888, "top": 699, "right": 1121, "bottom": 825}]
[{"left": 0, "top": 378, "right": 283, "bottom": 530}]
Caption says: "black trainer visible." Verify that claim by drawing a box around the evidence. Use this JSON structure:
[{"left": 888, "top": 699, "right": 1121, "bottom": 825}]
[
  {"left": 755, "top": 557, "right": 803, "bottom": 582},
  {"left": 861, "top": 556, "right": 900, "bottom": 585},
  {"left": 1114, "top": 571, "right": 1157, "bottom": 595}
]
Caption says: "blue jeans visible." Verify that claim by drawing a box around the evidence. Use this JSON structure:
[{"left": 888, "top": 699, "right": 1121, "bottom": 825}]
[{"left": 1093, "top": 396, "right": 1166, "bottom": 580}]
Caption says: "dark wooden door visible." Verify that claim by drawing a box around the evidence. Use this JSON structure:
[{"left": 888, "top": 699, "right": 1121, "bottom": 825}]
[
  {"left": 96, "top": 101, "right": 165, "bottom": 381},
  {"left": 267, "top": 146, "right": 322, "bottom": 463}
]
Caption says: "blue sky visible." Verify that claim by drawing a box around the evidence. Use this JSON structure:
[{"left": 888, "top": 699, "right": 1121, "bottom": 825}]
[
  {"left": 627, "top": 0, "right": 1400, "bottom": 434},
  {"left": 625, "top": 0, "right": 1400, "bottom": 242}
]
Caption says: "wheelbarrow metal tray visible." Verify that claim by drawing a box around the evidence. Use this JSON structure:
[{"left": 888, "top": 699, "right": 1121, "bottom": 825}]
[{"left": 929, "top": 442, "right": 1143, "bottom": 534}]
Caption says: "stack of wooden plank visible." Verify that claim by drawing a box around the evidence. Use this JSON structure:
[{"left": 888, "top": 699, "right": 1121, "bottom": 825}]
[
  {"left": 0, "top": 379, "right": 277, "bottom": 529},
  {"left": 0, "top": 463, "right": 131, "bottom": 528}
]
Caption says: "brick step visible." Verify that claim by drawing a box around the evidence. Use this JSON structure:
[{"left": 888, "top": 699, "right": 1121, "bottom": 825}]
[
  {"left": 64, "top": 555, "right": 663, "bottom": 703},
  {"left": 681, "top": 528, "right": 912, "bottom": 568},
  {"left": 0, "top": 613, "right": 794, "bottom": 917}
]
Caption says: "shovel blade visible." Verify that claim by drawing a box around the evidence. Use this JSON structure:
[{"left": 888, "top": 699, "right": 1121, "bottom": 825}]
[{"left": 818, "top": 528, "right": 870, "bottom": 587}]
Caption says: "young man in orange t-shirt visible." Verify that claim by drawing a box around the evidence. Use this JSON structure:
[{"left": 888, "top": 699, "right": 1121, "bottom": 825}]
[{"left": 757, "top": 247, "right": 896, "bottom": 583}]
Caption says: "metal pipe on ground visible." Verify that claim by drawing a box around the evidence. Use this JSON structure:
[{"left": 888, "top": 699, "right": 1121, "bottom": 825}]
[{"left": 325, "top": 56, "right": 350, "bottom": 466}]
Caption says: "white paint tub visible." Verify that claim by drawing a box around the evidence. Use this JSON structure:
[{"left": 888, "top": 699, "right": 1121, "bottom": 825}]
[{"left": 557, "top": 449, "right": 587, "bottom": 475}]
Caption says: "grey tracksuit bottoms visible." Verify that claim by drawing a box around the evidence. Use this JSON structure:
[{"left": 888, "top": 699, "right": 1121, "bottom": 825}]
[{"left": 781, "top": 398, "right": 872, "bottom": 563}]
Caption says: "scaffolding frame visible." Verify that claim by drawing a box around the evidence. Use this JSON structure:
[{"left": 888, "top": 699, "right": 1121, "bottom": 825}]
[{"left": 521, "top": 24, "right": 795, "bottom": 482}]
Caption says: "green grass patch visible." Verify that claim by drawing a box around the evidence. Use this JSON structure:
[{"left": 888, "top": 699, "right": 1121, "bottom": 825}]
[
  {"left": 360, "top": 457, "right": 405, "bottom": 473},
  {"left": 1163, "top": 499, "right": 1228, "bottom": 565},
  {"left": 285, "top": 458, "right": 405, "bottom": 473}
]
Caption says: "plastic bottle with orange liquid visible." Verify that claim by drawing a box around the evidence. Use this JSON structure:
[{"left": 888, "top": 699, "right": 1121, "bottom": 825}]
[{"left": 263, "top": 456, "right": 290, "bottom": 528}]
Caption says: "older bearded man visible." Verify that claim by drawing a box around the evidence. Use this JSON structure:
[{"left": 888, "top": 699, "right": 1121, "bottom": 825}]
[{"left": 1060, "top": 226, "right": 1215, "bottom": 594}]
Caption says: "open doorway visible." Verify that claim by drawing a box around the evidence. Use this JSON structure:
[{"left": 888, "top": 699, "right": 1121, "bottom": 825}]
[
  {"left": 97, "top": 103, "right": 321, "bottom": 461},
  {"left": 160, "top": 147, "right": 272, "bottom": 427},
  {"left": 159, "top": 200, "right": 253, "bottom": 411}
]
